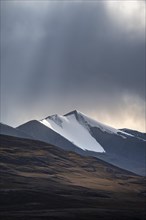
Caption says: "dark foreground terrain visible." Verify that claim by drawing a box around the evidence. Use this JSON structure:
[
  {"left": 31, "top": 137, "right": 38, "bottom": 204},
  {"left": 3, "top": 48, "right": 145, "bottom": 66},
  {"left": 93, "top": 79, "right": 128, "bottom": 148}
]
[{"left": 0, "top": 135, "right": 146, "bottom": 220}]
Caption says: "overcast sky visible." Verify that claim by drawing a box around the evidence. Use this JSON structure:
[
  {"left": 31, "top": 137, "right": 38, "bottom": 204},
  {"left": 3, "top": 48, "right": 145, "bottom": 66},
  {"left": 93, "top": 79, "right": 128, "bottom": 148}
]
[{"left": 0, "top": 0, "right": 145, "bottom": 131}]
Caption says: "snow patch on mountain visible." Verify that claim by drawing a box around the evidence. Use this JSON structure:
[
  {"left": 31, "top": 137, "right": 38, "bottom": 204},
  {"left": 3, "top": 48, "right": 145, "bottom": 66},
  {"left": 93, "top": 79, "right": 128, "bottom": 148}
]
[{"left": 40, "top": 113, "right": 105, "bottom": 153}]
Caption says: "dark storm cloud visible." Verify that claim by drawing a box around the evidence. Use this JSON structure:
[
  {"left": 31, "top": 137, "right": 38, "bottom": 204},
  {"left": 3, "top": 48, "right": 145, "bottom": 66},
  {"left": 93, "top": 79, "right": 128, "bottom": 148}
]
[
  {"left": 23, "top": 2, "right": 145, "bottom": 101},
  {"left": 0, "top": 1, "right": 145, "bottom": 130}
]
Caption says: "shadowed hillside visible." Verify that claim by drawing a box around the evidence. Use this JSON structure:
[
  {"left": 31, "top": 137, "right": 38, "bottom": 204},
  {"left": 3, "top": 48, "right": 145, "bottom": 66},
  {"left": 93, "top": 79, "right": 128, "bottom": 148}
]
[{"left": 0, "top": 134, "right": 146, "bottom": 220}]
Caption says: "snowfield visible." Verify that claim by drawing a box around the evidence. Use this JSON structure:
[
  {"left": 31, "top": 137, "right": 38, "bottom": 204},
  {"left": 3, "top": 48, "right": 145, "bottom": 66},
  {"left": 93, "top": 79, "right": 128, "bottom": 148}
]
[{"left": 41, "top": 113, "right": 105, "bottom": 153}]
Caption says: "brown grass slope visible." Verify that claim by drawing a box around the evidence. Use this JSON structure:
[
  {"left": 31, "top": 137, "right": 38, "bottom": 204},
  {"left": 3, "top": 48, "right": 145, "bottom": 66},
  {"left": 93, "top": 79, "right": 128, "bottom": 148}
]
[{"left": 0, "top": 134, "right": 146, "bottom": 220}]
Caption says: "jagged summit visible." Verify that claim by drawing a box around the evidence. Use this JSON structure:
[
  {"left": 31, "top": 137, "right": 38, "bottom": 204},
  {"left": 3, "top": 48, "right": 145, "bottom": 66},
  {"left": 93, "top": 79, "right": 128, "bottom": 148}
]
[
  {"left": 45, "top": 110, "right": 81, "bottom": 119},
  {"left": 64, "top": 110, "right": 81, "bottom": 117},
  {"left": 44, "top": 110, "right": 83, "bottom": 123}
]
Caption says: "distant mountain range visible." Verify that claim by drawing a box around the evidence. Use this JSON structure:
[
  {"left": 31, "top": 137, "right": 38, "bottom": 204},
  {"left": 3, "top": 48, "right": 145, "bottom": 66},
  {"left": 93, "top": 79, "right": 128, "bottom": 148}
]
[{"left": 1, "top": 110, "right": 146, "bottom": 176}]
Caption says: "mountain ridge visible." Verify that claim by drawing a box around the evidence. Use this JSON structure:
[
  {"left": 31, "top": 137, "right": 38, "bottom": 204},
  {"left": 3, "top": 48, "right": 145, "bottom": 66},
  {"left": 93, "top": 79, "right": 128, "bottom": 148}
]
[{"left": 1, "top": 110, "right": 146, "bottom": 176}]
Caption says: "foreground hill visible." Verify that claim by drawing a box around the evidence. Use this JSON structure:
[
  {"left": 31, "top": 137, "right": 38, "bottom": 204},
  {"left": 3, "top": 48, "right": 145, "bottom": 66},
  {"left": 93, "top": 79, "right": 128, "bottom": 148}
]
[{"left": 0, "top": 134, "right": 145, "bottom": 220}]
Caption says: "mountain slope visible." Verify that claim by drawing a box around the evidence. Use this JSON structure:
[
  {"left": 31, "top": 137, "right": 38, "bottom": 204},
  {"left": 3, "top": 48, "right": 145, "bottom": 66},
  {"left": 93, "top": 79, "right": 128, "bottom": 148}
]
[
  {"left": 17, "top": 120, "right": 86, "bottom": 155},
  {"left": 0, "top": 123, "right": 32, "bottom": 139},
  {"left": 40, "top": 110, "right": 146, "bottom": 176},
  {"left": 89, "top": 126, "right": 146, "bottom": 175},
  {"left": 0, "top": 134, "right": 145, "bottom": 220},
  {"left": 40, "top": 110, "right": 136, "bottom": 153},
  {"left": 120, "top": 128, "right": 146, "bottom": 141},
  {"left": 17, "top": 110, "right": 146, "bottom": 176}
]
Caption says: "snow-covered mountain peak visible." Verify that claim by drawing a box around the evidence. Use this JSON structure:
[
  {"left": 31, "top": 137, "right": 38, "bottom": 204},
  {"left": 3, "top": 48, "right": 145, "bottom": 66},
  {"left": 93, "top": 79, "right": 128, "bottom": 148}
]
[
  {"left": 3, "top": 111, "right": 145, "bottom": 176},
  {"left": 39, "top": 110, "right": 138, "bottom": 154},
  {"left": 40, "top": 111, "right": 105, "bottom": 153},
  {"left": 41, "top": 110, "right": 134, "bottom": 141}
]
